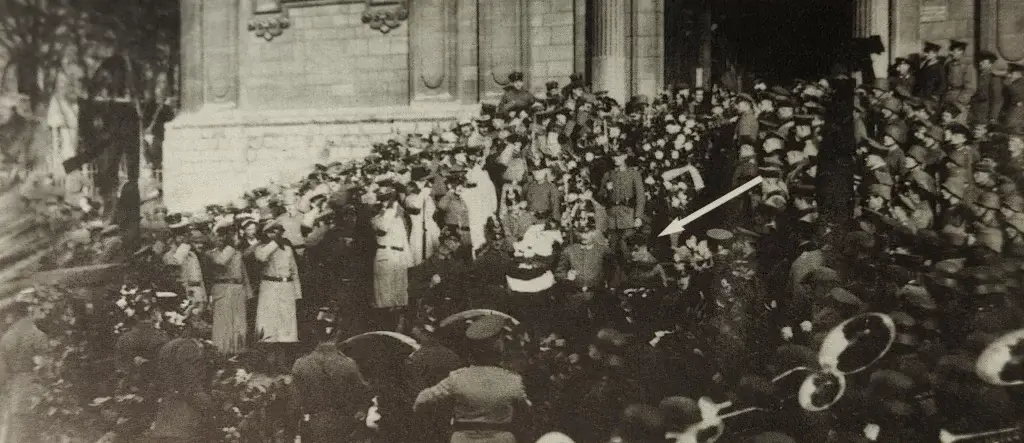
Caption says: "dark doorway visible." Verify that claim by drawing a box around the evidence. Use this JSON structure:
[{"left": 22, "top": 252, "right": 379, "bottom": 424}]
[
  {"left": 727, "top": 0, "right": 853, "bottom": 84},
  {"left": 663, "top": 0, "right": 853, "bottom": 88}
]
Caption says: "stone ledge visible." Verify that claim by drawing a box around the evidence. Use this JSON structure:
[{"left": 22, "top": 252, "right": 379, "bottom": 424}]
[{"left": 166, "top": 103, "right": 481, "bottom": 129}]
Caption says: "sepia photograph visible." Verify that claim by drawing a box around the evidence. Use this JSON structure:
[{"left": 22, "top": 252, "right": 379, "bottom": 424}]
[{"left": 0, "top": 0, "right": 1022, "bottom": 442}]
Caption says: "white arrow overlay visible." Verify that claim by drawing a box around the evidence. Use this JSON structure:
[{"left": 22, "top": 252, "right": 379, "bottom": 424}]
[{"left": 658, "top": 176, "right": 766, "bottom": 237}]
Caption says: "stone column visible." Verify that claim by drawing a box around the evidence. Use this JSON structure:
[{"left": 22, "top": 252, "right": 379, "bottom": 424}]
[
  {"left": 179, "top": 0, "right": 204, "bottom": 113},
  {"left": 202, "top": 0, "right": 239, "bottom": 108},
  {"left": 631, "top": 0, "right": 663, "bottom": 98},
  {"left": 854, "top": 0, "right": 890, "bottom": 85},
  {"left": 592, "top": 0, "right": 633, "bottom": 102},
  {"left": 573, "top": 0, "right": 587, "bottom": 75},
  {"left": 889, "top": 0, "right": 920, "bottom": 58}
]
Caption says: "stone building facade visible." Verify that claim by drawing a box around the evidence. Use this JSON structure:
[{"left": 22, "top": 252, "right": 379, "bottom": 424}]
[{"left": 164, "top": 0, "right": 1024, "bottom": 211}]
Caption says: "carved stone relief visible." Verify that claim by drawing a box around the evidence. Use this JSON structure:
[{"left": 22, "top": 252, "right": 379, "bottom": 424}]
[{"left": 411, "top": 0, "right": 458, "bottom": 100}]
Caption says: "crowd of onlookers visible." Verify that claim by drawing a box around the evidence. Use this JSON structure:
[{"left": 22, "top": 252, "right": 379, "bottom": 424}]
[{"left": 2, "top": 39, "right": 1024, "bottom": 443}]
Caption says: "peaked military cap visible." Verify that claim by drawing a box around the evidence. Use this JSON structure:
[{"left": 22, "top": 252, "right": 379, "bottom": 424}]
[
  {"left": 465, "top": 315, "right": 507, "bottom": 340},
  {"left": 949, "top": 39, "right": 967, "bottom": 51}
]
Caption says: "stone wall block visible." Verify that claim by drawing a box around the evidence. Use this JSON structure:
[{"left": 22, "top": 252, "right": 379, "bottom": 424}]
[
  {"left": 544, "top": 12, "right": 573, "bottom": 26},
  {"left": 550, "top": 24, "right": 574, "bottom": 45}
]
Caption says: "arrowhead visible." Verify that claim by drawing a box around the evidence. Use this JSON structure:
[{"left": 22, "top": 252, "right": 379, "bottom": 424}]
[{"left": 658, "top": 218, "right": 686, "bottom": 237}]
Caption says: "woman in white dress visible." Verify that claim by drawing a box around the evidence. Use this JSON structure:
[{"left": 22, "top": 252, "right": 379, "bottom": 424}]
[{"left": 253, "top": 221, "right": 301, "bottom": 343}]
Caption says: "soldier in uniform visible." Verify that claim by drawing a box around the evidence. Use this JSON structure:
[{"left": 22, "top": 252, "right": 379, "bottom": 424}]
[
  {"left": 915, "top": 41, "right": 945, "bottom": 101},
  {"left": 1002, "top": 62, "right": 1024, "bottom": 132},
  {"left": 414, "top": 315, "right": 531, "bottom": 443},
  {"left": 291, "top": 317, "right": 371, "bottom": 443},
  {"left": 163, "top": 226, "right": 208, "bottom": 313},
  {"left": 601, "top": 152, "right": 645, "bottom": 255},
  {"left": 889, "top": 57, "right": 916, "bottom": 97},
  {"left": 970, "top": 51, "right": 1004, "bottom": 125},
  {"left": 943, "top": 40, "right": 977, "bottom": 107},
  {"left": 498, "top": 72, "right": 536, "bottom": 115},
  {"left": 523, "top": 167, "right": 561, "bottom": 221},
  {"left": 733, "top": 94, "right": 760, "bottom": 144}
]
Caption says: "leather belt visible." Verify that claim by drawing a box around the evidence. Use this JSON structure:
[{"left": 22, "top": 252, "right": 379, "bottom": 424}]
[
  {"left": 262, "top": 275, "right": 294, "bottom": 283},
  {"left": 213, "top": 278, "right": 242, "bottom": 284},
  {"left": 446, "top": 224, "right": 471, "bottom": 231},
  {"left": 185, "top": 281, "right": 203, "bottom": 287},
  {"left": 377, "top": 245, "right": 405, "bottom": 251},
  {"left": 451, "top": 421, "right": 514, "bottom": 433}
]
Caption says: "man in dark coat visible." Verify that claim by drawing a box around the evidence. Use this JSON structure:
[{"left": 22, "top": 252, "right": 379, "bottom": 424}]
[
  {"left": 915, "top": 42, "right": 945, "bottom": 101},
  {"left": 406, "top": 322, "right": 463, "bottom": 443},
  {"left": 291, "top": 322, "right": 371, "bottom": 443},
  {"left": 1002, "top": 62, "right": 1024, "bottom": 133},
  {"left": 943, "top": 40, "right": 977, "bottom": 107},
  {"left": 971, "top": 51, "right": 1005, "bottom": 125},
  {"left": 498, "top": 72, "right": 536, "bottom": 115}
]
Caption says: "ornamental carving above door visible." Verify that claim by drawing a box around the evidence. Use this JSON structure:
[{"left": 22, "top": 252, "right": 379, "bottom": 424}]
[{"left": 249, "top": 0, "right": 409, "bottom": 39}]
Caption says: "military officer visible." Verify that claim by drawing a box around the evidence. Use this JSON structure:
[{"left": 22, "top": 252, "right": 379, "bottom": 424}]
[
  {"left": 1002, "top": 62, "right": 1024, "bottom": 132},
  {"left": 414, "top": 315, "right": 530, "bottom": 443},
  {"left": 970, "top": 51, "right": 1004, "bottom": 125},
  {"left": 944, "top": 40, "right": 977, "bottom": 106},
  {"left": 291, "top": 319, "right": 371, "bottom": 443},
  {"left": 601, "top": 152, "right": 646, "bottom": 254},
  {"left": 915, "top": 41, "right": 945, "bottom": 100},
  {"left": 889, "top": 57, "right": 916, "bottom": 97},
  {"left": 498, "top": 72, "right": 536, "bottom": 115}
]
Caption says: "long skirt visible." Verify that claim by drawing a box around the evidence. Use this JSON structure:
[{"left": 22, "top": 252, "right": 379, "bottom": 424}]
[
  {"left": 373, "top": 251, "right": 410, "bottom": 309},
  {"left": 256, "top": 281, "right": 299, "bottom": 343},
  {"left": 211, "top": 283, "right": 248, "bottom": 354}
]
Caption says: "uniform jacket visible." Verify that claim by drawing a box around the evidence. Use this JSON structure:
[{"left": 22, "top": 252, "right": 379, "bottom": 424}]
[
  {"left": 291, "top": 343, "right": 370, "bottom": 417},
  {"left": 601, "top": 167, "right": 646, "bottom": 230},
  {"left": 497, "top": 87, "right": 536, "bottom": 115},
  {"left": 889, "top": 74, "right": 915, "bottom": 96},
  {"left": 414, "top": 365, "right": 529, "bottom": 442},
  {"left": 1003, "top": 76, "right": 1024, "bottom": 132},
  {"left": 943, "top": 58, "right": 977, "bottom": 105},
  {"left": 735, "top": 111, "right": 760, "bottom": 143},
  {"left": 915, "top": 58, "right": 945, "bottom": 99},
  {"left": 556, "top": 242, "right": 611, "bottom": 290},
  {"left": 405, "top": 343, "right": 464, "bottom": 393},
  {"left": 523, "top": 180, "right": 561, "bottom": 219},
  {"left": 971, "top": 68, "right": 1004, "bottom": 123}
]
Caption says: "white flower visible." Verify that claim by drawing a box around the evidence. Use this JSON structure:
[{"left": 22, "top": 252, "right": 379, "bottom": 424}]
[
  {"left": 644, "top": 176, "right": 655, "bottom": 185},
  {"left": 115, "top": 298, "right": 128, "bottom": 309}
]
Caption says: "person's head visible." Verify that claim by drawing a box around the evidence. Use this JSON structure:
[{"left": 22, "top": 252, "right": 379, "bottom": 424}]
[
  {"left": 949, "top": 40, "right": 967, "bottom": 60},
  {"left": 531, "top": 167, "right": 549, "bottom": 182},
  {"left": 978, "top": 51, "right": 998, "bottom": 70},
  {"left": 1008, "top": 63, "right": 1024, "bottom": 81},
  {"left": 616, "top": 404, "right": 667, "bottom": 443},
  {"left": 509, "top": 72, "right": 525, "bottom": 90},
  {"left": 264, "top": 224, "right": 284, "bottom": 240},
  {"left": 1009, "top": 134, "right": 1024, "bottom": 157},
  {"left": 734, "top": 96, "right": 753, "bottom": 113},
  {"left": 612, "top": 153, "right": 629, "bottom": 167},
  {"left": 923, "top": 41, "right": 940, "bottom": 59},
  {"left": 895, "top": 58, "right": 911, "bottom": 74}
]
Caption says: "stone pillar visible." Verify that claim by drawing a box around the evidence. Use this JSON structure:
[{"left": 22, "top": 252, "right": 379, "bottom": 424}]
[
  {"left": 631, "top": 0, "right": 663, "bottom": 98},
  {"left": 410, "top": 0, "right": 459, "bottom": 102},
  {"left": 854, "top": 0, "right": 890, "bottom": 85},
  {"left": 890, "top": 0, "right": 920, "bottom": 58},
  {"left": 179, "top": 0, "right": 204, "bottom": 113},
  {"left": 458, "top": 0, "right": 480, "bottom": 103},
  {"left": 592, "top": 0, "right": 632, "bottom": 102},
  {"left": 202, "top": 0, "right": 240, "bottom": 109},
  {"left": 573, "top": 0, "right": 587, "bottom": 75}
]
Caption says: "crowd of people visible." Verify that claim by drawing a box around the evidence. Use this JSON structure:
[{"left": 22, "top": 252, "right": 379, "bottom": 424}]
[{"left": 2, "top": 39, "right": 1024, "bottom": 443}]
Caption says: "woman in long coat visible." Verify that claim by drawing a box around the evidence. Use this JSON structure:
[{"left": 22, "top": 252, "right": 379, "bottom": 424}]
[
  {"left": 372, "top": 199, "right": 412, "bottom": 312},
  {"left": 206, "top": 223, "right": 254, "bottom": 354}
]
